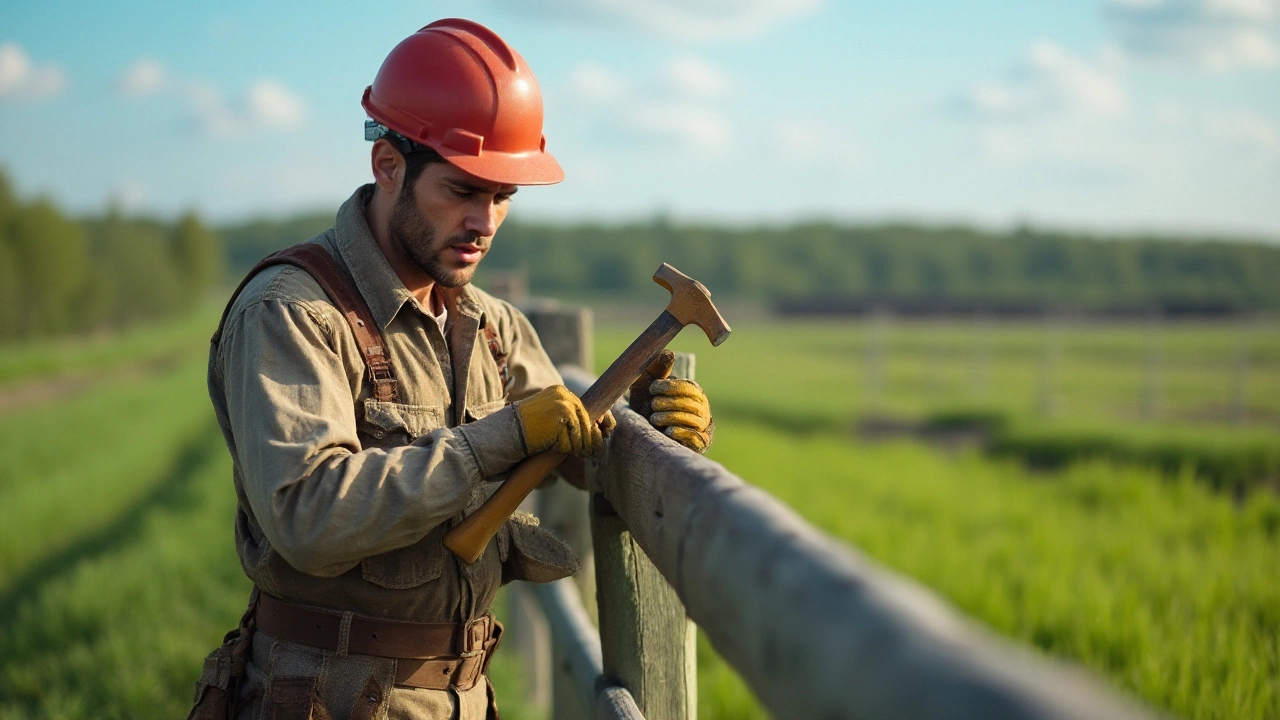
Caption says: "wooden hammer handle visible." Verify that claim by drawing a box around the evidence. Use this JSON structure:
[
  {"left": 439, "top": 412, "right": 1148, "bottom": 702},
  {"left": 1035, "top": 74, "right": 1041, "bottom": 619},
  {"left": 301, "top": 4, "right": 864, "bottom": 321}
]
[
  {"left": 443, "top": 311, "right": 685, "bottom": 564},
  {"left": 578, "top": 310, "right": 683, "bottom": 418}
]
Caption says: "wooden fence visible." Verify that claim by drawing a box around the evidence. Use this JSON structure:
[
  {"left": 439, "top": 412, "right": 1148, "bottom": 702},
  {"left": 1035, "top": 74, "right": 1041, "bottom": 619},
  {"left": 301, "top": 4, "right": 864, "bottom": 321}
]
[{"left": 512, "top": 306, "right": 1160, "bottom": 720}]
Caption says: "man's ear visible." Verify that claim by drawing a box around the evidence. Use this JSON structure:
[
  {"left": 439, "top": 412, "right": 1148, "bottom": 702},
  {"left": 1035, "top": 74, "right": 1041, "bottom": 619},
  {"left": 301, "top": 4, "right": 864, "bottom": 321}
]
[{"left": 370, "top": 139, "right": 405, "bottom": 196}]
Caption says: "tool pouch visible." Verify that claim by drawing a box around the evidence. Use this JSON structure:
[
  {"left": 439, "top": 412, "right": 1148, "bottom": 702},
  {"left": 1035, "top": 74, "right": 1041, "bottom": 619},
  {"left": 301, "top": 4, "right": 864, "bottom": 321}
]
[
  {"left": 186, "top": 588, "right": 259, "bottom": 720},
  {"left": 497, "top": 514, "right": 581, "bottom": 585}
]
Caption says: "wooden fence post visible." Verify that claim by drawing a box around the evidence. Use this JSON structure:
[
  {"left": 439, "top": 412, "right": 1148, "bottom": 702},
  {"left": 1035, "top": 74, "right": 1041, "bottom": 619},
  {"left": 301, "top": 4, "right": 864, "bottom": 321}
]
[
  {"left": 525, "top": 304, "right": 597, "bottom": 616},
  {"left": 969, "top": 312, "right": 991, "bottom": 399},
  {"left": 1036, "top": 313, "right": 1062, "bottom": 418},
  {"left": 525, "top": 302, "right": 594, "bottom": 374},
  {"left": 591, "top": 352, "right": 698, "bottom": 720},
  {"left": 1142, "top": 312, "right": 1164, "bottom": 420},
  {"left": 519, "top": 304, "right": 598, "bottom": 716},
  {"left": 863, "top": 307, "right": 888, "bottom": 412},
  {"left": 1230, "top": 321, "right": 1250, "bottom": 425},
  {"left": 506, "top": 581, "right": 551, "bottom": 713}
]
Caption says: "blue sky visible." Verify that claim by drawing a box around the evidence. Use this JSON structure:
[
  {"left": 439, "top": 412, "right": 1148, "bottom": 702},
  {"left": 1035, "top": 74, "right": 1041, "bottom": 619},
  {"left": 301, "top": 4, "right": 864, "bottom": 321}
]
[{"left": 1, "top": 0, "right": 1277, "bottom": 238}]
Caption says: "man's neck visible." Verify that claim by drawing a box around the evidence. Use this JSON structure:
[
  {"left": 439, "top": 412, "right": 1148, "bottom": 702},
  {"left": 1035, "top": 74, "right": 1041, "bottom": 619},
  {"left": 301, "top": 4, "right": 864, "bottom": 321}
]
[
  {"left": 366, "top": 189, "right": 438, "bottom": 310},
  {"left": 427, "top": 285, "right": 447, "bottom": 317}
]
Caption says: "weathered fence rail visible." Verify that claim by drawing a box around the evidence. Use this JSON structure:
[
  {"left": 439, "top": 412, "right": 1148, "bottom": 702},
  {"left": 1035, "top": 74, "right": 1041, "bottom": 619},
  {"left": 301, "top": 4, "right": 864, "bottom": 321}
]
[{"left": 516, "top": 307, "right": 1159, "bottom": 720}]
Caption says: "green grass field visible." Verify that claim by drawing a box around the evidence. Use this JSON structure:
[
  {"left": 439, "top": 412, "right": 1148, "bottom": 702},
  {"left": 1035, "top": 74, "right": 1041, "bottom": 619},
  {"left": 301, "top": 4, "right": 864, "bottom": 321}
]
[
  {"left": 0, "top": 306, "right": 217, "bottom": 389},
  {"left": 0, "top": 312, "right": 1276, "bottom": 719}
]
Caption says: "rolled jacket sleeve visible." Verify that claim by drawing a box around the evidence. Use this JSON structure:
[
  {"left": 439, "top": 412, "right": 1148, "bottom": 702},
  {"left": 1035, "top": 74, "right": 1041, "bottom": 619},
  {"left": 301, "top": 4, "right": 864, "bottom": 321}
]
[{"left": 218, "top": 293, "right": 491, "bottom": 578}]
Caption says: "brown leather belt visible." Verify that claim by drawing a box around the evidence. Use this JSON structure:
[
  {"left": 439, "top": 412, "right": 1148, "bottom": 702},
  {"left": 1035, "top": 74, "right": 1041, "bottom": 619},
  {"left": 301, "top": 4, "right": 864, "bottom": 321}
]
[{"left": 254, "top": 592, "right": 502, "bottom": 691}]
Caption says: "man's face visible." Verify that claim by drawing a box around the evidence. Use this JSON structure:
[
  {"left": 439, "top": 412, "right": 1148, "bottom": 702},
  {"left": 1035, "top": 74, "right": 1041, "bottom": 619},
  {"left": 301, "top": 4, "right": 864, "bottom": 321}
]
[{"left": 387, "top": 161, "right": 517, "bottom": 289}]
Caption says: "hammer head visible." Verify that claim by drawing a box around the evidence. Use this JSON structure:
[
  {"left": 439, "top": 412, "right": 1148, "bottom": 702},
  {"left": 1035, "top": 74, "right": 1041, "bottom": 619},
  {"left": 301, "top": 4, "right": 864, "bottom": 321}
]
[{"left": 653, "top": 263, "right": 732, "bottom": 346}]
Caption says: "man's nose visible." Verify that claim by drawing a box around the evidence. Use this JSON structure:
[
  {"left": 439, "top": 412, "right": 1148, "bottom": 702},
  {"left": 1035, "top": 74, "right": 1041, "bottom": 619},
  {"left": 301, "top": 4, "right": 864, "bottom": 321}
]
[{"left": 464, "top": 200, "right": 500, "bottom": 237}]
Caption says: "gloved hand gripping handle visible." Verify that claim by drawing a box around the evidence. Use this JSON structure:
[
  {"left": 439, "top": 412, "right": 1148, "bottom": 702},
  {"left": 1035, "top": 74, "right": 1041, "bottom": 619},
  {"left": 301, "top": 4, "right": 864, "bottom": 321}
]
[{"left": 443, "top": 265, "right": 730, "bottom": 564}]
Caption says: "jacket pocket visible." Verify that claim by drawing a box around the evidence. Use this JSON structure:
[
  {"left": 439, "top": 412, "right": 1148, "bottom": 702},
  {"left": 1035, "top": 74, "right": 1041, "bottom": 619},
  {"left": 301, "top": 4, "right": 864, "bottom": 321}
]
[
  {"left": 361, "top": 400, "right": 444, "bottom": 447},
  {"left": 464, "top": 398, "right": 507, "bottom": 423},
  {"left": 360, "top": 524, "right": 446, "bottom": 590}
]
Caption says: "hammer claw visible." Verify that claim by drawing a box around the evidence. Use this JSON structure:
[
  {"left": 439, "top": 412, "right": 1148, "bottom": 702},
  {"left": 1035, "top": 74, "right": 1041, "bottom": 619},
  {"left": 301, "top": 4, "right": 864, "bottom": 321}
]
[{"left": 653, "top": 263, "right": 732, "bottom": 347}]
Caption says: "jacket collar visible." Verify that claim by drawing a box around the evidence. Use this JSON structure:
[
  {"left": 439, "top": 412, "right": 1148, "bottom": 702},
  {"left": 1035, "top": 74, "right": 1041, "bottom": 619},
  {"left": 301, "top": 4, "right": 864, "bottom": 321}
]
[{"left": 333, "top": 184, "right": 485, "bottom": 330}]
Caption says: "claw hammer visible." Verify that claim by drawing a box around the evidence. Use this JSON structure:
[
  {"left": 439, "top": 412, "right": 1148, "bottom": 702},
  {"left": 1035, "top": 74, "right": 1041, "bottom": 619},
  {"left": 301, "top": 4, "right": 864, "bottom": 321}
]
[{"left": 443, "top": 263, "right": 731, "bottom": 564}]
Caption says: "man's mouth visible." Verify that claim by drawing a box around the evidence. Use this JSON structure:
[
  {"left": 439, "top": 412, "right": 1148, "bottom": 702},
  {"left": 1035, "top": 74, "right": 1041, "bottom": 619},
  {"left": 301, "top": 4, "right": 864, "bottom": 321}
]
[{"left": 451, "top": 242, "right": 485, "bottom": 264}]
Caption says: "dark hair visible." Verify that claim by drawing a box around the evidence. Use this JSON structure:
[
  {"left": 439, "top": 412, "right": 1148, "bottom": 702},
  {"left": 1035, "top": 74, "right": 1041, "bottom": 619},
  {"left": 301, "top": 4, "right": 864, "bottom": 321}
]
[{"left": 384, "top": 133, "right": 447, "bottom": 190}]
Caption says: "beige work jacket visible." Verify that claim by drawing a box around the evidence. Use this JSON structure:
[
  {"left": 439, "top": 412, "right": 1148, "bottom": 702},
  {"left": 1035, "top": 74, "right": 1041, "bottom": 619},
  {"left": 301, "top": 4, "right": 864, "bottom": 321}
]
[{"left": 208, "top": 185, "right": 577, "bottom": 718}]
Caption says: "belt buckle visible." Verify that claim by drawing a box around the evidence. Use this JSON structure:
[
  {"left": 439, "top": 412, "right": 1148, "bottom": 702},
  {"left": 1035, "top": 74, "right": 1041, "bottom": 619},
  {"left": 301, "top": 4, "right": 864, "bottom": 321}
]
[{"left": 459, "top": 614, "right": 490, "bottom": 658}]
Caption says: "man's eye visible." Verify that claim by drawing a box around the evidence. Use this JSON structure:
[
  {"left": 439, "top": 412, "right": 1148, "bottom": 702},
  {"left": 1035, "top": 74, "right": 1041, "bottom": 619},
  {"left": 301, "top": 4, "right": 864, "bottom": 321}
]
[
  {"left": 496, "top": 193, "right": 514, "bottom": 204},
  {"left": 449, "top": 187, "right": 473, "bottom": 199}
]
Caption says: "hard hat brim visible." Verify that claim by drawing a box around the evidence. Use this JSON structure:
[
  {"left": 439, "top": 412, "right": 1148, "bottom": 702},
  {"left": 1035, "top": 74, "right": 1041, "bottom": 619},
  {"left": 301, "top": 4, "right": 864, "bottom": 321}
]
[{"left": 440, "top": 146, "right": 564, "bottom": 187}]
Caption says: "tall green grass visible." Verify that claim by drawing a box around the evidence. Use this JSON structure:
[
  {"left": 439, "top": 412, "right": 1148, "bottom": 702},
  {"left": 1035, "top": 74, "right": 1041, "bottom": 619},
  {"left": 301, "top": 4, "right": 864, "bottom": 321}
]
[
  {"left": 0, "top": 353, "right": 249, "bottom": 718},
  {"left": 703, "top": 421, "right": 1280, "bottom": 719},
  {"left": 0, "top": 422, "right": 246, "bottom": 720},
  {"left": 0, "top": 355, "right": 216, "bottom": 585}
]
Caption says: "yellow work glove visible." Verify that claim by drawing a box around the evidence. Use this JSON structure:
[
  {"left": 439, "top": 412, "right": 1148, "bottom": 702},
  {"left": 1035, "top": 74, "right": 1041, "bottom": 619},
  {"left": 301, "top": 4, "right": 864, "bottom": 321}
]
[
  {"left": 516, "top": 385, "right": 614, "bottom": 457},
  {"left": 629, "top": 350, "right": 714, "bottom": 453}
]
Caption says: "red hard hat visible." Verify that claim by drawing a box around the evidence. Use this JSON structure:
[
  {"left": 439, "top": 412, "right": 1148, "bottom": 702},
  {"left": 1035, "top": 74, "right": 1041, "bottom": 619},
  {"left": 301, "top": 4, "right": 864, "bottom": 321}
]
[{"left": 362, "top": 18, "right": 563, "bottom": 186}]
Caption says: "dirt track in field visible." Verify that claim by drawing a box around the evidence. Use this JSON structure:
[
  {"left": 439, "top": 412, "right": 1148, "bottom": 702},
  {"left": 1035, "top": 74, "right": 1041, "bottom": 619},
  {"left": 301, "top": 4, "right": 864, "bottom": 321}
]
[{"left": 0, "top": 352, "right": 190, "bottom": 416}]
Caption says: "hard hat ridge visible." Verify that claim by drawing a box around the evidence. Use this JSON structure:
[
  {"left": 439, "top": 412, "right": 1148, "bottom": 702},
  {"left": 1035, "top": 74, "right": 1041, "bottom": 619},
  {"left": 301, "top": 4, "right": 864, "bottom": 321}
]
[{"left": 425, "top": 18, "right": 519, "bottom": 71}]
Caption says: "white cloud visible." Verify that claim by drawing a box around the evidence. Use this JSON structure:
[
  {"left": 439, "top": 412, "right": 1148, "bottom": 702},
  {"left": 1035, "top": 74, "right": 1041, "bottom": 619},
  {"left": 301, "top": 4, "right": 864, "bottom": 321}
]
[
  {"left": 0, "top": 42, "right": 66, "bottom": 102},
  {"left": 567, "top": 55, "right": 734, "bottom": 154},
  {"left": 116, "top": 59, "right": 308, "bottom": 138},
  {"left": 570, "top": 63, "right": 629, "bottom": 102},
  {"left": 498, "top": 0, "right": 822, "bottom": 41},
  {"left": 1204, "top": 109, "right": 1280, "bottom": 155},
  {"left": 117, "top": 58, "right": 168, "bottom": 97},
  {"left": 774, "top": 119, "right": 865, "bottom": 167},
  {"left": 957, "top": 41, "right": 1129, "bottom": 119},
  {"left": 950, "top": 43, "right": 1143, "bottom": 175},
  {"left": 197, "top": 79, "right": 307, "bottom": 137},
  {"left": 660, "top": 56, "right": 731, "bottom": 98},
  {"left": 627, "top": 104, "right": 732, "bottom": 152},
  {"left": 183, "top": 79, "right": 306, "bottom": 137},
  {"left": 246, "top": 79, "right": 305, "bottom": 129},
  {"left": 1106, "top": 0, "right": 1280, "bottom": 70}
]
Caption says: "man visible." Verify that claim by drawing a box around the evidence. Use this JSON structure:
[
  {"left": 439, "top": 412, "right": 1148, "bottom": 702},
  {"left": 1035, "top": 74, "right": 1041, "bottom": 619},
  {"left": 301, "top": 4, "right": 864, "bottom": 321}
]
[{"left": 195, "top": 18, "right": 714, "bottom": 720}]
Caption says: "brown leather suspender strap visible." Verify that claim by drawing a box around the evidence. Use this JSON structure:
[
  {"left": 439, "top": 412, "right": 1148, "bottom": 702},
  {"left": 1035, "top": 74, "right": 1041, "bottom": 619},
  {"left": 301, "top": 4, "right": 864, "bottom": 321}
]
[
  {"left": 214, "top": 242, "right": 513, "bottom": 406},
  {"left": 212, "top": 243, "right": 400, "bottom": 403},
  {"left": 482, "top": 326, "right": 512, "bottom": 395}
]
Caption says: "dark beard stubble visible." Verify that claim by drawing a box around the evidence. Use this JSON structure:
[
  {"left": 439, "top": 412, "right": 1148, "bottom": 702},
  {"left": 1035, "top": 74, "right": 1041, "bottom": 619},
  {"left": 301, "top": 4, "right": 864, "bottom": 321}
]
[{"left": 388, "top": 190, "right": 479, "bottom": 289}]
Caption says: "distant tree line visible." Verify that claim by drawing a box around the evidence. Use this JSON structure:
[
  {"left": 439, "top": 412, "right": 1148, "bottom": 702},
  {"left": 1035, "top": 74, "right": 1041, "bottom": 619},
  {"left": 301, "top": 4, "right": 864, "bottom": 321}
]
[
  {"left": 0, "top": 169, "right": 223, "bottom": 343},
  {"left": 223, "top": 210, "right": 1280, "bottom": 313}
]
